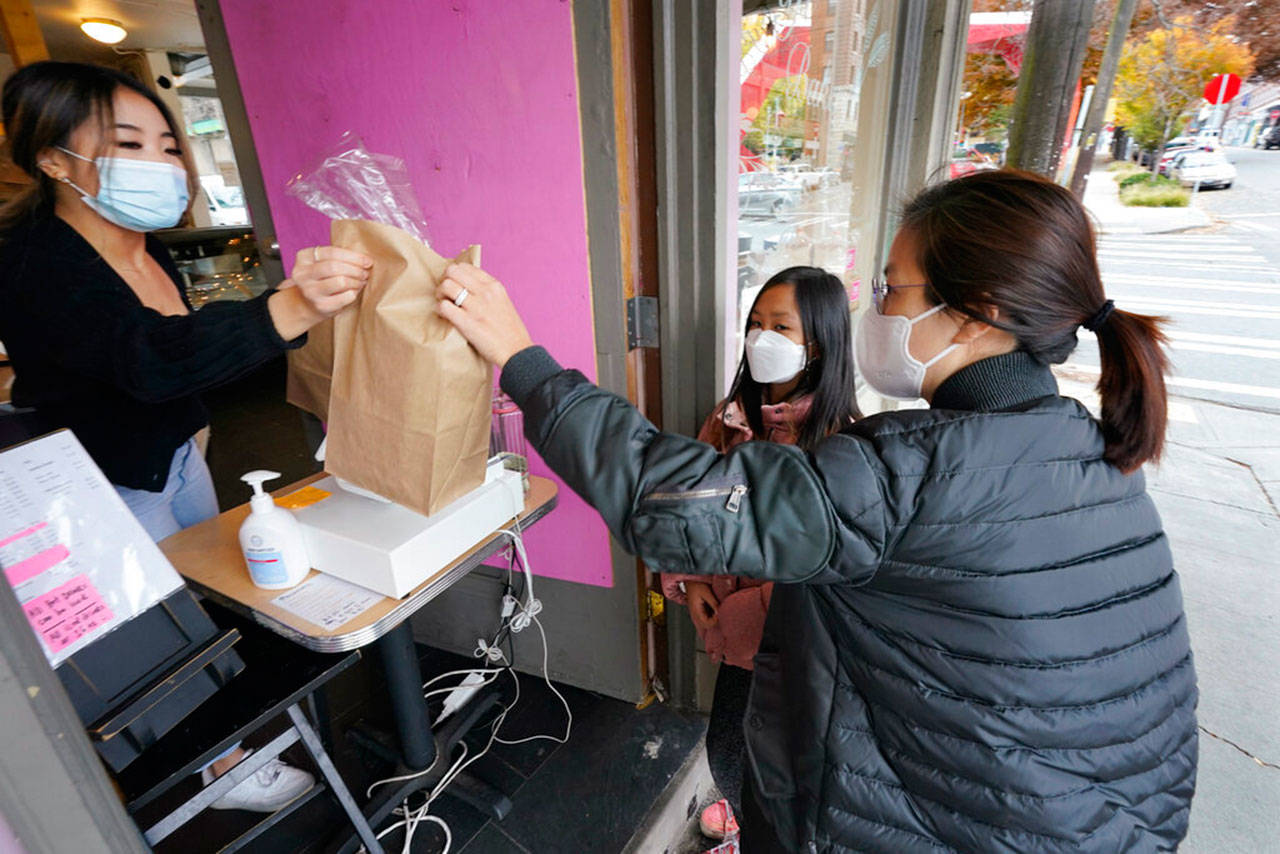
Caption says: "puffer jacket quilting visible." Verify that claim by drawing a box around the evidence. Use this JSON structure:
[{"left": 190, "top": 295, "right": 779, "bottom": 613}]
[{"left": 501, "top": 347, "right": 1197, "bottom": 853}]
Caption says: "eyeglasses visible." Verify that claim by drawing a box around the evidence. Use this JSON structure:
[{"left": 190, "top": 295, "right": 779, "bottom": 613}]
[{"left": 870, "top": 276, "right": 931, "bottom": 315}]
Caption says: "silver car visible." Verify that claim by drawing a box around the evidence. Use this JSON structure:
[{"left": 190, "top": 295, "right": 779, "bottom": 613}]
[{"left": 1170, "top": 150, "right": 1236, "bottom": 189}]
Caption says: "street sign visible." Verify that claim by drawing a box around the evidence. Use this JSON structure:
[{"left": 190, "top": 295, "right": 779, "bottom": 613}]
[{"left": 1204, "top": 73, "right": 1242, "bottom": 104}]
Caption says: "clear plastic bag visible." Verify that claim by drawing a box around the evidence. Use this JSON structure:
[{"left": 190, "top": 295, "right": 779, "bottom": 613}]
[{"left": 286, "top": 131, "right": 431, "bottom": 247}]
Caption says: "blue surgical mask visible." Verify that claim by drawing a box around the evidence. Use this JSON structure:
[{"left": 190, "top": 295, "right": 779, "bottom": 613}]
[{"left": 57, "top": 147, "right": 189, "bottom": 232}]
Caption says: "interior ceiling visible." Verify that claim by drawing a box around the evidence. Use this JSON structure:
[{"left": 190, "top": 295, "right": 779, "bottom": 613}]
[{"left": 19, "top": 0, "right": 206, "bottom": 63}]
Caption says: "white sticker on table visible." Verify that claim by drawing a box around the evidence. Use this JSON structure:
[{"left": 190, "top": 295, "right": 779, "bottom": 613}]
[{"left": 271, "top": 572, "right": 384, "bottom": 631}]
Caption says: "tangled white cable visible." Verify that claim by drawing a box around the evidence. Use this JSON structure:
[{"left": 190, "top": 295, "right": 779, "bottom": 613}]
[{"left": 359, "top": 523, "right": 568, "bottom": 854}]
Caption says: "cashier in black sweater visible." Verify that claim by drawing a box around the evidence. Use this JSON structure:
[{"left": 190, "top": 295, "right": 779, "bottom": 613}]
[{"left": 0, "top": 61, "right": 370, "bottom": 812}]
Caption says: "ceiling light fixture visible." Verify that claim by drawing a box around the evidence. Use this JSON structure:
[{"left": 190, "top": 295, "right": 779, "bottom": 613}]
[{"left": 80, "top": 18, "right": 128, "bottom": 45}]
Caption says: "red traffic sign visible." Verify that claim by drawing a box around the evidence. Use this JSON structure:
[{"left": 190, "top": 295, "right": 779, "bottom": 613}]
[{"left": 1204, "top": 73, "right": 1242, "bottom": 104}]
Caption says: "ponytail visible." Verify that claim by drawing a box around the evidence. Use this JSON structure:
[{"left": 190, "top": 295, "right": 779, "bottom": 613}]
[
  {"left": 901, "top": 169, "right": 1173, "bottom": 475},
  {"left": 1093, "top": 309, "right": 1169, "bottom": 474}
]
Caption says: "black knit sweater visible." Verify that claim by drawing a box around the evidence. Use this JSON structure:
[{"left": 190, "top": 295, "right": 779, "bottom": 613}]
[{"left": 0, "top": 215, "right": 304, "bottom": 490}]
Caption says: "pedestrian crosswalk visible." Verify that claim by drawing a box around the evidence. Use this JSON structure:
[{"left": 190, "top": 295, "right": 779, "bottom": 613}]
[{"left": 1067, "top": 227, "right": 1280, "bottom": 411}]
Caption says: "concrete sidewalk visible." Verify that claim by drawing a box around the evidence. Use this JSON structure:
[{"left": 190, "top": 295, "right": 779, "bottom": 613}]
[
  {"left": 1055, "top": 373, "right": 1280, "bottom": 852},
  {"left": 1082, "top": 163, "right": 1213, "bottom": 235}
]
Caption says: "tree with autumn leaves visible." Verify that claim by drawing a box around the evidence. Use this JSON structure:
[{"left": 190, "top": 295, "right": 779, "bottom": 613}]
[{"left": 1114, "top": 14, "right": 1255, "bottom": 156}]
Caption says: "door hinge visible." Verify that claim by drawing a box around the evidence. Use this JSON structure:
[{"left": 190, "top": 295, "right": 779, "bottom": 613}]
[{"left": 626, "top": 296, "right": 659, "bottom": 350}]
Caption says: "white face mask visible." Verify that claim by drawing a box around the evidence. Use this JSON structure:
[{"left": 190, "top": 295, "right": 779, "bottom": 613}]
[
  {"left": 745, "top": 329, "right": 808, "bottom": 384},
  {"left": 855, "top": 304, "right": 959, "bottom": 400}
]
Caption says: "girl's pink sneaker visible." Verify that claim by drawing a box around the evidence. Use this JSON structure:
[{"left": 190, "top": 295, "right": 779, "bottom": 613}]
[{"left": 699, "top": 798, "right": 740, "bottom": 841}]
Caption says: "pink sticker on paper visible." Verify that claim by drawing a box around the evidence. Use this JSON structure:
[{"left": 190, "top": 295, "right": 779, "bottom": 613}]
[
  {"left": 22, "top": 575, "right": 114, "bottom": 654},
  {"left": 0, "top": 521, "right": 47, "bottom": 549},
  {"left": 4, "top": 544, "right": 70, "bottom": 587}
]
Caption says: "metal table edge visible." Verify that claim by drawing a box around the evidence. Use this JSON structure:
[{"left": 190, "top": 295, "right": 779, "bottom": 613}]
[{"left": 184, "top": 492, "right": 560, "bottom": 654}]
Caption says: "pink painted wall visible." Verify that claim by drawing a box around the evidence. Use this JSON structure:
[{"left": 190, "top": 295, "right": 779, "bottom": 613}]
[{"left": 219, "top": 0, "right": 613, "bottom": 586}]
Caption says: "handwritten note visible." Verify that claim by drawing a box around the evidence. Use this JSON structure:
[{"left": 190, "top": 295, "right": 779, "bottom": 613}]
[
  {"left": 22, "top": 575, "right": 115, "bottom": 654},
  {"left": 271, "top": 573, "right": 383, "bottom": 632}
]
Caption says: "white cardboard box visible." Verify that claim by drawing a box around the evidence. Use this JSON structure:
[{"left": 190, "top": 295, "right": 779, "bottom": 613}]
[{"left": 290, "top": 460, "right": 525, "bottom": 598}]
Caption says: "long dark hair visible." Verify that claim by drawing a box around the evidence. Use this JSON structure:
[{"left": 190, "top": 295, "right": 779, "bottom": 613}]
[
  {"left": 900, "top": 169, "right": 1168, "bottom": 473},
  {"left": 726, "top": 266, "right": 860, "bottom": 451},
  {"left": 0, "top": 61, "right": 198, "bottom": 236}
]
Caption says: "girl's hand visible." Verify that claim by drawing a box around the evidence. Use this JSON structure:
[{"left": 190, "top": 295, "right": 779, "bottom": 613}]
[
  {"left": 436, "top": 263, "right": 535, "bottom": 368},
  {"left": 685, "top": 581, "right": 719, "bottom": 632},
  {"left": 269, "top": 246, "right": 372, "bottom": 340}
]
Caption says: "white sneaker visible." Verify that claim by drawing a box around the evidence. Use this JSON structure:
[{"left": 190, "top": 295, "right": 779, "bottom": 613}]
[{"left": 199, "top": 749, "right": 315, "bottom": 812}]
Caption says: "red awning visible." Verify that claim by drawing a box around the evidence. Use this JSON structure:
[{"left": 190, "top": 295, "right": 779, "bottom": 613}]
[{"left": 967, "top": 12, "right": 1030, "bottom": 73}]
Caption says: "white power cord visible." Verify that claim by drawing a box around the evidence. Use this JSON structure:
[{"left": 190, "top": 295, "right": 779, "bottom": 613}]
[{"left": 360, "top": 524, "right": 571, "bottom": 854}]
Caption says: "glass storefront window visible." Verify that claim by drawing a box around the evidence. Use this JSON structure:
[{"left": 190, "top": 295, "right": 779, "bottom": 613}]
[
  {"left": 178, "top": 93, "right": 252, "bottom": 227},
  {"left": 735, "top": 0, "right": 899, "bottom": 378}
]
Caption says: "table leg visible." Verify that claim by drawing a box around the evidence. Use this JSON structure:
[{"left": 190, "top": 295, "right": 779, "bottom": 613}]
[{"left": 374, "top": 621, "right": 437, "bottom": 770}]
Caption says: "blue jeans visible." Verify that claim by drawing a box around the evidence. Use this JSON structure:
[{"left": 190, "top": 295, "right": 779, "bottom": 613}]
[
  {"left": 115, "top": 437, "right": 219, "bottom": 542},
  {"left": 116, "top": 436, "right": 238, "bottom": 771}
]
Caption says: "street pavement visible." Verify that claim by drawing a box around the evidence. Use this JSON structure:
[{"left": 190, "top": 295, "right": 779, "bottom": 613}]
[
  {"left": 1074, "top": 159, "right": 1280, "bottom": 853},
  {"left": 1073, "top": 150, "right": 1280, "bottom": 412}
]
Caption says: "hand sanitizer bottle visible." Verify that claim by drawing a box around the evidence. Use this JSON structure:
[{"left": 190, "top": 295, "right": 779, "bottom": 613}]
[{"left": 239, "top": 470, "right": 310, "bottom": 590}]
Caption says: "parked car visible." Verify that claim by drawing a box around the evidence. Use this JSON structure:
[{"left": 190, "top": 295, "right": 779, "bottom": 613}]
[
  {"left": 1255, "top": 126, "right": 1280, "bottom": 150},
  {"left": 1170, "top": 150, "right": 1236, "bottom": 189},
  {"left": 949, "top": 150, "right": 998, "bottom": 179},
  {"left": 1157, "top": 144, "right": 1212, "bottom": 176},
  {"left": 1138, "top": 136, "right": 1209, "bottom": 167},
  {"left": 1196, "top": 128, "right": 1221, "bottom": 146},
  {"left": 200, "top": 180, "right": 249, "bottom": 226},
  {"left": 738, "top": 187, "right": 800, "bottom": 217}
]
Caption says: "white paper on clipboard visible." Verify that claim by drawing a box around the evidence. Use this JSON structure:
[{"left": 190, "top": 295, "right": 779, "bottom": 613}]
[{"left": 0, "top": 430, "right": 185, "bottom": 667}]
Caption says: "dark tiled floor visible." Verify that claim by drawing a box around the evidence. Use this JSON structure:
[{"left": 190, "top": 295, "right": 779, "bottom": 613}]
[
  {"left": 146, "top": 642, "right": 704, "bottom": 854},
  {"left": 413, "top": 646, "right": 707, "bottom": 854}
]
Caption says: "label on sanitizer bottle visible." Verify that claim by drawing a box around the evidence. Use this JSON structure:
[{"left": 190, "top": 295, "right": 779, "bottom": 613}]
[{"left": 246, "top": 548, "right": 287, "bottom": 585}]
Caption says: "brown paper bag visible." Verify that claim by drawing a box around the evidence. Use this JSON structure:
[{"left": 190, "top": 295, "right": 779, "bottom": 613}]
[
  {"left": 323, "top": 219, "right": 491, "bottom": 516},
  {"left": 285, "top": 317, "right": 334, "bottom": 420}
]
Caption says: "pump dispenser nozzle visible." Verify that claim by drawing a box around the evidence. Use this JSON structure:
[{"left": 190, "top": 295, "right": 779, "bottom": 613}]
[{"left": 241, "top": 470, "right": 282, "bottom": 513}]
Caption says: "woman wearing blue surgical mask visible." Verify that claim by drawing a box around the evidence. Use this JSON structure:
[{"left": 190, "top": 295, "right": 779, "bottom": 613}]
[
  {"left": 436, "top": 169, "right": 1197, "bottom": 852},
  {"left": 0, "top": 61, "right": 369, "bottom": 813}
]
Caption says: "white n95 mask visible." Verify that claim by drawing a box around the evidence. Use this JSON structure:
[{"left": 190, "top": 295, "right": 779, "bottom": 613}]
[
  {"left": 745, "top": 329, "right": 807, "bottom": 384},
  {"left": 855, "top": 305, "right": 958, "bottom": 400}
]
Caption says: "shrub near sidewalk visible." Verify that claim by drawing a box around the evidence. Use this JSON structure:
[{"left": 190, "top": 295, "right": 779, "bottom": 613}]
[
  {"left": 1109, "top": 161, "right": 1146, "bottom": 181},
  {"left": 1118, "top": 172, "right": 1190, "bottom": 207}
]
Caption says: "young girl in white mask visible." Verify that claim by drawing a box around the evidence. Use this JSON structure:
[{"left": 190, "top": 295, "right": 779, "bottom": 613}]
[
  {"left": 660, "top": 267, "right": 859, "bottom": 847},
  {"left": 0, "top": 61, "right": 369, "bottom": 814}
]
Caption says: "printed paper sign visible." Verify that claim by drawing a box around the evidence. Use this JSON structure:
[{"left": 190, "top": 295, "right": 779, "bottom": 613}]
[{"left": 1, "top": 431, "right": 185, "bottom": 666}]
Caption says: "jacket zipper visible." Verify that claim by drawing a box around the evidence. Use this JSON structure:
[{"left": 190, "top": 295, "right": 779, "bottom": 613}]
[{"left": 643, "top": 484, "right": 748, "bottom": 513}]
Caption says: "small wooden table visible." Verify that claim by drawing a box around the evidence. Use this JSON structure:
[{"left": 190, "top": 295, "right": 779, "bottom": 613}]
[
  {"left": 159, "top": 473, "right": 559, "bottom": 848},
  {"left": 162, "top": 473, "right": 559, "bottom": 653}
]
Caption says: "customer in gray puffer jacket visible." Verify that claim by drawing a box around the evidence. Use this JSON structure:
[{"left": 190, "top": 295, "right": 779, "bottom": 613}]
[{"left": 436, "top": 169, "right": 1197, "bottom": 853}]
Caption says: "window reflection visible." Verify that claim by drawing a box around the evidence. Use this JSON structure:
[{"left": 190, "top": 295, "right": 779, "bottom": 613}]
[{"left": 736, "top": 0, "right": 895, "bottom": 361}]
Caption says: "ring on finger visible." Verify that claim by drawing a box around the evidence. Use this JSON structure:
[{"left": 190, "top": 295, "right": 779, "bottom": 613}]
[{"left": 453, "top": 287, "right": 470, "bottom": 308}]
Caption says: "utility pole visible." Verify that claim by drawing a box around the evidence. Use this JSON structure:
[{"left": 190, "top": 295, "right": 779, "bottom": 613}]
[
  {"left": 1005, "top": 0, "right": 1098, "bottom": 177},
  {"left": 1069, "top": 0, "right": 1139, "bottom": 197}
]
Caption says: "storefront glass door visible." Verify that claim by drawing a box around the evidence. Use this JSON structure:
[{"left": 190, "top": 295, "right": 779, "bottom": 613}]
[{"left": 733, "top": 0, "right": 901, "bottom": 371}]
